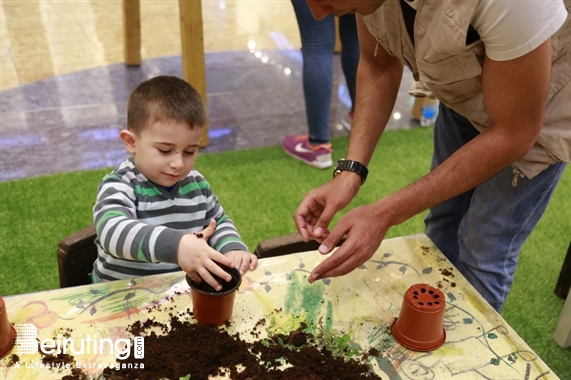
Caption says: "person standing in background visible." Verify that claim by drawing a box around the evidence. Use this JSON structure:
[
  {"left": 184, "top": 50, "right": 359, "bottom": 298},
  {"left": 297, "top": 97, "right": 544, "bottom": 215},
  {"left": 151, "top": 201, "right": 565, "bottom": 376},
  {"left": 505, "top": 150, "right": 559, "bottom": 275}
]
[{"left": 282, "top": 0, "right": 360, "bottom": 169}]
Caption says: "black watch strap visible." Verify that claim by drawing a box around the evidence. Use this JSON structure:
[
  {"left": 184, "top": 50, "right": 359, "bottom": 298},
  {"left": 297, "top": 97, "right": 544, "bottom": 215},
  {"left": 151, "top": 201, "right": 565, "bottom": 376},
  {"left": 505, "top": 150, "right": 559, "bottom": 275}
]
[{"left": 333, "top": 159, "right": 368, "bottom": 185}]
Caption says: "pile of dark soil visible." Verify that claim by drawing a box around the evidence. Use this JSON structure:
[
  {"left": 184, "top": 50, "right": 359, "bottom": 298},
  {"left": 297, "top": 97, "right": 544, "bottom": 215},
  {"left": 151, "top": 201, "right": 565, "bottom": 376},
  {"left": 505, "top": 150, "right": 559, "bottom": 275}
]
[
  {"left": 104, "top": 308, "right": 384, "bottom": 380},
  {"left": 7, "top": 303, "right": 386, "bottom": 379}
]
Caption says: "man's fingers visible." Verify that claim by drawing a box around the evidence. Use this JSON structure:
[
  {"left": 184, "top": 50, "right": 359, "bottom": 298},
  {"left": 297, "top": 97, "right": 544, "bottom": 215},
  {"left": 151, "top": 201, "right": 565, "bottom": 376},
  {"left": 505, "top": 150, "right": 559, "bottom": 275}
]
[
  {"left": 313, "top": 204, "right": 337, "bottom": 238},
  {"left": 294, "top": 200, "right": 314, "bottom": 241},
  {"left": 317, "top": 212, "right": 348, "bottom": 253},
  {"left": 309, "top": 247, "right": 356, "bottom": 283},
  {"left": 294, "top": 214, "right": 310, "bottom": 242}
]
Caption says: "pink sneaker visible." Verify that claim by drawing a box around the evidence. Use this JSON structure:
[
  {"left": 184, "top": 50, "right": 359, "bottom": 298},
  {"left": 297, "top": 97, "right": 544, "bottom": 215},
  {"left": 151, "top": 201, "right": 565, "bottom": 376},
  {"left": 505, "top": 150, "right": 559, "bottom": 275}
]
[{"left": 282, "top": 134, "right": 333, "bottom": 169}]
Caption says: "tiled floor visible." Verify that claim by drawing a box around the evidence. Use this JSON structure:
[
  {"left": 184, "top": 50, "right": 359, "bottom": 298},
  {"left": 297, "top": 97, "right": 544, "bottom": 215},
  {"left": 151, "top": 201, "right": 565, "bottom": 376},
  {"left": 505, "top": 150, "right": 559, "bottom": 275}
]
[{"left": 0, "top": 0, "right": 416, "bottom": 182}]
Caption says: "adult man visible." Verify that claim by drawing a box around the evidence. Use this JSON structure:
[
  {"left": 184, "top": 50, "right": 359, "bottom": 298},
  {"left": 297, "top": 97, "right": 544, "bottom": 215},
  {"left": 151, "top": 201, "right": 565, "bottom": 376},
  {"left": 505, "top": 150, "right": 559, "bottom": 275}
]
[{"left": 295, "top": 0, "right": 570, "bottom": 311}]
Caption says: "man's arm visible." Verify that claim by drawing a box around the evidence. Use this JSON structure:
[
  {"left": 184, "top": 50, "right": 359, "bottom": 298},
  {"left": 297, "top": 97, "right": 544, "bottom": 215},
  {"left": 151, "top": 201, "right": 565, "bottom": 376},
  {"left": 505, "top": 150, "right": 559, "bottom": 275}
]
[
  {"left": 336, "top": 17, "right": 404, "bottom": 183},
  {"left": 294, "top": 17, "right": 404, "bottom": 242},
  {"left": 375, "top": 38, "right": 552, "bottom": 228},
  {"left": 309, "top": 38, "right": 552, "bottom": 282}
]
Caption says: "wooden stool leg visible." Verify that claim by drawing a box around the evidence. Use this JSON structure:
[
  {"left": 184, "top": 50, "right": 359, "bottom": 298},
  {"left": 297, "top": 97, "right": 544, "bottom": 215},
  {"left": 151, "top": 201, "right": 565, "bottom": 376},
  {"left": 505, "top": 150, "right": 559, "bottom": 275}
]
[
  {"left": 334, "top": 17, "right": 341, "bottom": 53},
  {"left": 555, "top": 240, "right": 571, "bottom": 299},
  {"left": 123, "top": 0, "right": 141, "bottom": 66},
  {"left": 179, "top": 0, "right": 209, "bottom": 147},
  {"left": 554, "top": 288, "right": 571, "bottom": 348}
]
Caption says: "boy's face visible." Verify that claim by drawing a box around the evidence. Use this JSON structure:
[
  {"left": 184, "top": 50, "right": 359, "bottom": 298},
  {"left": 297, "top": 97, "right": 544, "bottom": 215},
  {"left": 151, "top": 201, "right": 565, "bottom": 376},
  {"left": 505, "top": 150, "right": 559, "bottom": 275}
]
[{"left": 121, "top": 120, "right": 202, "bottom": 187}]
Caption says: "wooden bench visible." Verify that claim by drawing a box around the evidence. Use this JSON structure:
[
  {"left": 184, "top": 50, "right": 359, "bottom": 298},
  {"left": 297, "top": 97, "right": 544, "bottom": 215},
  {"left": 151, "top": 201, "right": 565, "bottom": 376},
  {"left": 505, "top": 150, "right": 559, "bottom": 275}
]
[
  {"left": 57, "top": 227, "right": 345, "bottom": 288},
  {"left": 254, "top": 232, "right": 345, "bottom": 259}
]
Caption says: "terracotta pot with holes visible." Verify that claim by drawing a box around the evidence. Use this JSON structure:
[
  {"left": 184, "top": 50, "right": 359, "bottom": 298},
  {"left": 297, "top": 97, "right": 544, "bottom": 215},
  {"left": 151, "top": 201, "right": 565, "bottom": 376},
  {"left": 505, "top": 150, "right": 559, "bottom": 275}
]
[
  {"left": 0, "top": 295, "right": 16, "bottom": 360},
  {"left": 186, "top": 265, "right": 242, "bottom": 326},
  {"left": 391, "top": 283, "right": 446, "bottom": 351}
]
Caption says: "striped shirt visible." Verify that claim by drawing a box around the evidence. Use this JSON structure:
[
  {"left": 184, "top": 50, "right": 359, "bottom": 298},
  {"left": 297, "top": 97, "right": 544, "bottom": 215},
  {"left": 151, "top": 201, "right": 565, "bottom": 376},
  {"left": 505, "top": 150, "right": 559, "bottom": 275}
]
[{"left": 92, "top": 158, "right": 248, "bottom": 281}]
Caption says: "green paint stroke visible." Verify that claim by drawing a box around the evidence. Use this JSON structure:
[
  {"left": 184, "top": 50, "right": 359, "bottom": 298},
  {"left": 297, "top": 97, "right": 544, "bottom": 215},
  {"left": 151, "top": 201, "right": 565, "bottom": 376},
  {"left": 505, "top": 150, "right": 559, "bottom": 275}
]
[
  {"left": 490, "top": 357, "right": 500, "bottom": 366},
  {"left": 284, "top": 271, "right": 325, "bottom": 328},
  {"left": 487, "top": 332, "right": 498, "bottom": 339},
  {"left": 325, "top": 300, "right": 333, "bottom": 331},
  {"left": 376, "top": 356, "right": 403, "bottom": 380},
  {"left": 463, "top": 318, "right": 473, "bottom": 324}
]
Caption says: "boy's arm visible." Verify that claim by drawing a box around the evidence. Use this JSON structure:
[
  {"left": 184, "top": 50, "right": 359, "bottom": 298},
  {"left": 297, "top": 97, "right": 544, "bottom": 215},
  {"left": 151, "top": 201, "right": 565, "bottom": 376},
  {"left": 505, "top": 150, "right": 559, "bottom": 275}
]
[
  {"left": 93, "top": 174, "right": 184, "bottom": 264},
  {"left": 207, "top": 202, "right": 248, "bottom": 254},
  {"left": 200, "top": 180, "right": 248, "bottom": 254}
]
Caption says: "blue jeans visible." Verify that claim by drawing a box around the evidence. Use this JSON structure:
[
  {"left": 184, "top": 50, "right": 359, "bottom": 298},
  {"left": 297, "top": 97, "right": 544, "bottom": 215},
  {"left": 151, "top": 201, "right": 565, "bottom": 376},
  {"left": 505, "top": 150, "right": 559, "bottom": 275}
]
[
  {"left": 291, "top": 0, "right": 359, "bottom": 145},
  {"left": 425, "top": 104, "right": 567, "bottom": 312}
]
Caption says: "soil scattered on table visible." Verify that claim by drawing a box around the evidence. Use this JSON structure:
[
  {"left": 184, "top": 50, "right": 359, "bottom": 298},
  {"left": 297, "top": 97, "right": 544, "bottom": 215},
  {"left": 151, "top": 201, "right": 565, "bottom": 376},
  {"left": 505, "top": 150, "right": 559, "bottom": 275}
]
[
  {"left": 7, "top": 302, "right": 388, "bottom": 379},
  {"left": 103, "top": 308, "right": 384, "bottom": 380},
  {"left": 436, "top": 267, "right": 457, "bottom": 288}
]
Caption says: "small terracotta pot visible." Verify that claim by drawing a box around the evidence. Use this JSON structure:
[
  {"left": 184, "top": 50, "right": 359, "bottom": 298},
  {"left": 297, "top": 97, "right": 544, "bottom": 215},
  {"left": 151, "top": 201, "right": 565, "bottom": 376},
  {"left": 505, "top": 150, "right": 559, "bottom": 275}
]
[
  {"left": 186, "top": 265, "right": 242, "bottom": 326},
  {"left": 0, "top": 295, "right": 16, "bottom": 360},
  {"left": 391, "top": 283, "right": 446, "bottom": 351}
]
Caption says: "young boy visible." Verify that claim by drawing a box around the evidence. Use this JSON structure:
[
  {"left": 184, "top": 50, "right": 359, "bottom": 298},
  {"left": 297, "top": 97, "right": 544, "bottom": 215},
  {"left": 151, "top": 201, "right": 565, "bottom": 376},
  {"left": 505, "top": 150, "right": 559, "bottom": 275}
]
[{"left": 92, "top": 75, "right": 257, "bottom": 290}]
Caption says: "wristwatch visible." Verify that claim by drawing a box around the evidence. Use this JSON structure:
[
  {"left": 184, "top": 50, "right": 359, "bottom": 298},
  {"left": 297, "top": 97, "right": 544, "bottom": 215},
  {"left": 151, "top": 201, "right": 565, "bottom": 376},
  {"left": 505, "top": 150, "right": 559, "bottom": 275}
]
[{"left": 333, "top": 159, "right": 368, "bottom": 185}]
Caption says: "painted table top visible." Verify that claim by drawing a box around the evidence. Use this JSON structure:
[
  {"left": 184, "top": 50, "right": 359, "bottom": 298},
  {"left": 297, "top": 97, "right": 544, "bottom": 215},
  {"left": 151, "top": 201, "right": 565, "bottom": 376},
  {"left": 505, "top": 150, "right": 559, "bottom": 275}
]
[{"left": 0, "top": 234, "right": 557, "bottom": 379}]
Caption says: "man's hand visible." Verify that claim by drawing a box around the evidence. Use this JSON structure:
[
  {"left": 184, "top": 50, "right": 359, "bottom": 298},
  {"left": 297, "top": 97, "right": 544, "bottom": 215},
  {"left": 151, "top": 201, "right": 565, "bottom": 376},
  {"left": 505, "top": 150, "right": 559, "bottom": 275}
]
[
  {"left": 178, "top": 219, "right": 234, "bottom": 291},
  {"left": 308, "top": 202, "right": 389, "bottom": 283},
  {"left": 294, "top": 173, "right": 361, "bottom": 243}
]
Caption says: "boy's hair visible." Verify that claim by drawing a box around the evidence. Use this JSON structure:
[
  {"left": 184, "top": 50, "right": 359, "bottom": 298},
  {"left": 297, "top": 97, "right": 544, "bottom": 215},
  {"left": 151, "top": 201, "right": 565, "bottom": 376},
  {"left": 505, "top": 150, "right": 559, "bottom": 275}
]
[{"left": 127, "top": 75, "right": 206, "bottom": 135}]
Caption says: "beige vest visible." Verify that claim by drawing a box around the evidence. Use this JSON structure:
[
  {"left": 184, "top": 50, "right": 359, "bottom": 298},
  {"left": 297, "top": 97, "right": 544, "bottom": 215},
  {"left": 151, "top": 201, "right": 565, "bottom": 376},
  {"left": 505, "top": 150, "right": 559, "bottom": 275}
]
[{"left": 363, "top": 0, "right": 571, "bottom": 179}]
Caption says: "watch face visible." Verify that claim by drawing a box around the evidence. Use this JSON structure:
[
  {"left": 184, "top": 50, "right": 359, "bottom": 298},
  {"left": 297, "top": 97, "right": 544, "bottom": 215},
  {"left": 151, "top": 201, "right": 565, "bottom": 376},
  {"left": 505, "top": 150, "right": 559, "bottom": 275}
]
[{"left": 332, "top": 159, "right": 367, "bottom": 184}]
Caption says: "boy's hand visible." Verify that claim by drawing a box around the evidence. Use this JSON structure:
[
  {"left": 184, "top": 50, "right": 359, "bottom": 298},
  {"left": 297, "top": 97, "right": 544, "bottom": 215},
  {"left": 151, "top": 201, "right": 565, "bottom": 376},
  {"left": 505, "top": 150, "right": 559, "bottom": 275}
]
[
  {"left": 226, "top": 250, "right": 258, "bottom": 275},
  {"left": 178, "top": 219, "right": 234, "bottom": 291}
]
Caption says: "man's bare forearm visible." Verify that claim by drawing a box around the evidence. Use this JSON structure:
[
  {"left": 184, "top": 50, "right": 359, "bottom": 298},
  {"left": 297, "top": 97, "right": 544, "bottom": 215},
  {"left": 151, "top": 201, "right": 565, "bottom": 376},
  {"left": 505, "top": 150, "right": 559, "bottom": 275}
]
[
  {"left": 347, "top": 58, "right": 403, "bottom": 166},
  {"left": 347, "top": 17, "right": 404, "bottom": 167}
]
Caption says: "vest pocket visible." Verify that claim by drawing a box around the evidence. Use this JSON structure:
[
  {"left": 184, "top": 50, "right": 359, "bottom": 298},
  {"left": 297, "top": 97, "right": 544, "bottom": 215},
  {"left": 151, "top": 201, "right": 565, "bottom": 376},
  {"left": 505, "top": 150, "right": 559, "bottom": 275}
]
[
  {"left": 416, "top": 54, "right": 483, "bottom": 103},
  {"left": 416, "top": 54, "right": 481, "bottom": 85},
  {"left": 547, "top": 43, "right": 571, "bottom": 101}
]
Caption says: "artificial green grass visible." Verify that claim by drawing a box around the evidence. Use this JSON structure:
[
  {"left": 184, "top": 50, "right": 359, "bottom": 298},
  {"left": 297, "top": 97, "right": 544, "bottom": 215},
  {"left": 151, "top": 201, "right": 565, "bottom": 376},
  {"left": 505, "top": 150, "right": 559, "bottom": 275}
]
[{"left": 1, "top": 127, "right": 569, "bottom": 377}]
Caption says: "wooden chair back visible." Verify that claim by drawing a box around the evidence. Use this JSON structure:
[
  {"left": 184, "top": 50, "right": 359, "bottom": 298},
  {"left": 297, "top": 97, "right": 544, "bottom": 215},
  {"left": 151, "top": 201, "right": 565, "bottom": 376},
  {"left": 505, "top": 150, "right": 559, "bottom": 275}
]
[
  {"left": 255, "top": 232, "right": 346, "bottom": 259},
  {"left": 57, "top": 226, "right": 97, "bottom": 288}
]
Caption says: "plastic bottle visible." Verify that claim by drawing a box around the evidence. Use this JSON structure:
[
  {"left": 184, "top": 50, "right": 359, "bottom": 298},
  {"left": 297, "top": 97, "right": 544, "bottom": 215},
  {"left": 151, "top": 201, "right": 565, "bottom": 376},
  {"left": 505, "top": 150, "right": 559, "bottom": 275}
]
[{"left": 420, "top": 98, "right": 439, "bottom": 127}]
